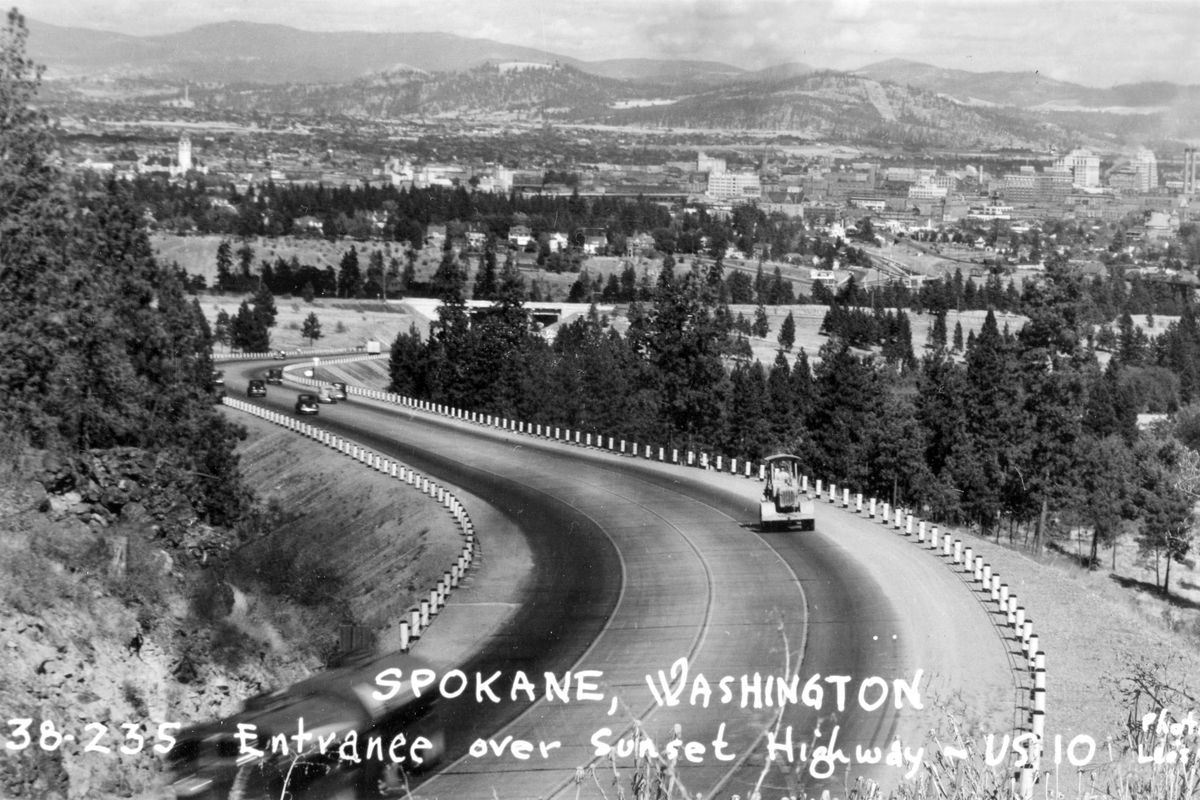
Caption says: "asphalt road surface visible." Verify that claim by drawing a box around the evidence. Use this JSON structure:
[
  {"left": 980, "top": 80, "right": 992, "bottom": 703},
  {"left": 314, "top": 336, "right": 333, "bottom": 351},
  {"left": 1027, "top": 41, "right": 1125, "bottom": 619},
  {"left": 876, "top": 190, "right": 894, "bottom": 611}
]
[{"left": 223, "top": 360, "right": 1017, "bottom": 800}]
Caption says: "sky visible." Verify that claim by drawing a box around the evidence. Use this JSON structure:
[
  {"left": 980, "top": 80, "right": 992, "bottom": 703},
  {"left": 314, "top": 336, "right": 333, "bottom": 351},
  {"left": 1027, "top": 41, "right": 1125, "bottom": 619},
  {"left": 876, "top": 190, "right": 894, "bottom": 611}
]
[{"left": 27, "top": 0, "right": 1200, "bottom": 88}]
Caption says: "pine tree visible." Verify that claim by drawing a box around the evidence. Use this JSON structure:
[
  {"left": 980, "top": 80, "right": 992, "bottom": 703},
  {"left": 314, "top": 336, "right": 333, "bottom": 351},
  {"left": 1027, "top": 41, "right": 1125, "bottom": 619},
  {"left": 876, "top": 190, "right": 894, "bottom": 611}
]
[
  {"left": 778, "top": 310, "right": 796, "bottom": 351},
  {"left": 431, "top": 247, "right": 466, "bottom": 305},
  {"left": 338, "top": 245, "right": 363, "bottom": 298},
  {"left": 958, "top": 309, "right": 1022, "bottom": 535},
  {"left": 930, "top": 311, "right": 948, "bottom": 350},
  {"left": 752, "top": 303, "right": 770, "bottom": 338},
  {"left": 215, "top": 239, "right": 233, "bottom": 292},
  {"left": 301, "top": 312, "right": 322, "bottom": 346},
  {"left": 251, "top": 282, "right": 277, "bottom": 329},
  {"left": 474, "top": 243, "right": 499, "bottom": 301},
  {"left": 808, "top": 341, "right": 888, "bottom": 491},
  {"left": 237, "top": 239, "right": 255, "bottom": 280},
  {"left": 213, "top": 310, "right": 231, "bottom": 348}
]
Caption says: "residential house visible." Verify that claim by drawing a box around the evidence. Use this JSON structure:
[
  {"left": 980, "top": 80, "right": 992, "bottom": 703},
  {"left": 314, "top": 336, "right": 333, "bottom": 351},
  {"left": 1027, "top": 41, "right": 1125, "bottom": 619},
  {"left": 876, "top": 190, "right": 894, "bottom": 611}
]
[
  {"left": 425, "top": 224, "right": 447, "bottom": 250},
  {"left": 508, "top": 225, "right": 534, "bottom": 248},
  {"left": 581, "top": 232, "right": 608, "bottom": 256},
  {"left": 293, "top": 215, "right": 324, "bottom": 234}
]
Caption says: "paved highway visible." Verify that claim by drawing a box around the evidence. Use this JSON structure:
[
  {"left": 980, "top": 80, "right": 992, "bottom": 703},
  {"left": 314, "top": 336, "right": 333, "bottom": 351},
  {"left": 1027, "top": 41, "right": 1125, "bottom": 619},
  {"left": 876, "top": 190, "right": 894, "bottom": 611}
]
[{"left": 222, "top": 360, "right": 1016, "bottom": 800}]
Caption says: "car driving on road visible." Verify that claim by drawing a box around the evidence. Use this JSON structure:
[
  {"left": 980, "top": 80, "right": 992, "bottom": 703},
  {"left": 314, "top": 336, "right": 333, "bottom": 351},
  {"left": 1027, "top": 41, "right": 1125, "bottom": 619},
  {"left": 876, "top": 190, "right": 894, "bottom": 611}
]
[
  {"left": 167, "top": 652, "right": 445, "bottom": 799},
  {"left": 246, "top": 379, "right": 267, "bottom": 398},
  {"left": 265, "top": 367, "right": 284, "bottom": 385},
  {"left": 209, "top": 371, "right": 226, "bottom": 403},
  {"left": 295, "top": 394, "right": 320, "bottom": 415},
  {"left": 317, "top": 387, "right": 338, "bottom": 404},
  {"left": 330, "top": 382, "right": 348, "bottom": 401}
]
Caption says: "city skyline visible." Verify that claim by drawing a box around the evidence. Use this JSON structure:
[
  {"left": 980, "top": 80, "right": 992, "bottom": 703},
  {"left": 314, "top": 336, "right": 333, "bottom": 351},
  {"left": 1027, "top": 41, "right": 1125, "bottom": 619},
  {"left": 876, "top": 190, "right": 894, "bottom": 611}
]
[{"left": 28, "top": 0, "right": 1200, "bottom": 89}]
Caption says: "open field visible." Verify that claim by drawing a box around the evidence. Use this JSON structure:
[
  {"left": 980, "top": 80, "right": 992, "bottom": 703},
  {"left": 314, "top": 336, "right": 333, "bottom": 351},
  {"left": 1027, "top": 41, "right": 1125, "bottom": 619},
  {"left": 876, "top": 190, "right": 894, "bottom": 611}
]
[{"left": 200, "top": 295, "right": 424, "bottom": 353}]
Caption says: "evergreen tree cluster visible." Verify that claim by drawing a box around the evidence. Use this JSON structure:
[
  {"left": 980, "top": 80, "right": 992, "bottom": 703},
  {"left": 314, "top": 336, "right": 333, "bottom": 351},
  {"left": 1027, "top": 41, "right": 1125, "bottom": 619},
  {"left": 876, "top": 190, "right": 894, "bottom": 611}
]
[
  {"left": 0, "top": 12, "right": 249, "bottom": 525},
  {"left": 819, "top": 303, "right": 916, "bottom": 368}
]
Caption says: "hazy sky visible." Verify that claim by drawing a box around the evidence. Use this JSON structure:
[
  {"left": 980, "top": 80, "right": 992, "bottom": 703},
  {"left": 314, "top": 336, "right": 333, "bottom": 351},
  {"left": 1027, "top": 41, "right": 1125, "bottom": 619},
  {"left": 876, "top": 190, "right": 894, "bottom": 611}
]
[{"left": 29, "top": 0, "right": 1200, "bottom": 87}]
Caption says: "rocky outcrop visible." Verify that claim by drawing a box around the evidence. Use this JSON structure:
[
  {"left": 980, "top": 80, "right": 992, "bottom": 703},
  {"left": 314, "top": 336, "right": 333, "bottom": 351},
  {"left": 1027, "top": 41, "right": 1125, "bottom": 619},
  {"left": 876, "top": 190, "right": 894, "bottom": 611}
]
[
  {"left": 26, "top": 446, "right": 236, "bottom": 565},
  {"left": 0, "top": 445, "right": 317, "bottom": 799}
]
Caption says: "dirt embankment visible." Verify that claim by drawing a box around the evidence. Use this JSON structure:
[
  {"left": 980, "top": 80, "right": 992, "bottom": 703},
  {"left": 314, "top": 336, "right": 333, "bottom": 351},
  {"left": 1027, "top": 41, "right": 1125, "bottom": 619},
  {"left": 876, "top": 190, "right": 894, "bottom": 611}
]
[
  {"left": 230, "top": 411, "right": 466, "bottom": 653},
  {"left": 0, "top": 411, "right": 464, "bottom": 800}
]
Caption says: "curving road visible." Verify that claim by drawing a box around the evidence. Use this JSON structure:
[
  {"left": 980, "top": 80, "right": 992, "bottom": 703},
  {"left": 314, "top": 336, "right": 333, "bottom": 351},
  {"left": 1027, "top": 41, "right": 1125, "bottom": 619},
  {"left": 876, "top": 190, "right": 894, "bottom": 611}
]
[{"left": 222, "top": 360, "right": 1016, "bottom": 800}]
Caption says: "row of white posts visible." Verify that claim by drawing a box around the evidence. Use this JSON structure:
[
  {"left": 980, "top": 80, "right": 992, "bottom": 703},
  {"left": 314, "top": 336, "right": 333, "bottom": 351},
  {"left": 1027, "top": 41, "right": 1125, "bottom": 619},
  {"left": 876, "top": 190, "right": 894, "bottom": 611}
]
[
  {"left": 221, "top": 396, "right": 476, "bottom": 653},
  {"left": 287, "top": 360, "right": 1048, "bottom": 796},
  {"left": 213, "top": 347, "right": 368, "bottom": 362},
  {"left": 292, "top": 361, "right": 778, "bottom": 482},
  {"left": 811, "top": 480, "right": 1046, "bottom": 798}
]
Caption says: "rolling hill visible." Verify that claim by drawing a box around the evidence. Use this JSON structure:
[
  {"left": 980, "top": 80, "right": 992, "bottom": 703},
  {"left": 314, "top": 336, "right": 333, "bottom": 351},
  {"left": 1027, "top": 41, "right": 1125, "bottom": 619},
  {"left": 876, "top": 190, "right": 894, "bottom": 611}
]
[{"left": 27, "top": 19, "right": 1200, "bottom": 146}]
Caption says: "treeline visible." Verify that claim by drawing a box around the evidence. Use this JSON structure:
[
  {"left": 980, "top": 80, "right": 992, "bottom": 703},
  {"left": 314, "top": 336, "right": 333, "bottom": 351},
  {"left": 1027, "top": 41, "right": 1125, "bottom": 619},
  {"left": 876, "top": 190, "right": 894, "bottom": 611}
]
[
  {"left": 118, "top": 176, "right": 677, "bottom": 244},
  {"left": 389, "top": 254, "right": 1197, "bottom": 595},
  {"left": 814, "top": 264, "right": 1191, "bottom": 321},
  {"left": 0, "top": 15, "right": 249, "bottom": 527},
  {"left": 119, "top": 172, "right": 879, "bottom": 268}
]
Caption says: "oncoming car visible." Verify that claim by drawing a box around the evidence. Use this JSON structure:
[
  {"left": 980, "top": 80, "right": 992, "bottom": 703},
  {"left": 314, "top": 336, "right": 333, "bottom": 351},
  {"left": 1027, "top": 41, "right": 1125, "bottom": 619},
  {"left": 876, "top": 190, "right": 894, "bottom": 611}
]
[
  {"left": 330, "top": 382, "right": 348, "bottom": 401},
  {"left": 246, "top": 379, "right": 267, "bottom": 398},
  {"left": 295, "top": 394, "right": 320, "bottom": 416},
  {"left": 317, "top": 387, "right": 338, "bottom": 404}
]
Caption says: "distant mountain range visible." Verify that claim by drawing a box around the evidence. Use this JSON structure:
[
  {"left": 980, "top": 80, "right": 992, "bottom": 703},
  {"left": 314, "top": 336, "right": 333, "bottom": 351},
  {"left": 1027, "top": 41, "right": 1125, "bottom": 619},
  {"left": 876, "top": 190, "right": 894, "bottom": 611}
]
[
  {"left": 27, "top": 19, "right": 756, "bottom": 86},
  {"left": 27, "top": 19, "right": 1200, "bottom": 147}
]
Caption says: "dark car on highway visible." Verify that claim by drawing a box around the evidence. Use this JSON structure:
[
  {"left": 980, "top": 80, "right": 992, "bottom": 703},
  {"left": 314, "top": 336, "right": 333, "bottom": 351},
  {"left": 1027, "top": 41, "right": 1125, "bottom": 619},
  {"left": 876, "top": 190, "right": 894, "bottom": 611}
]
[
  {"left": 167, "top": 652, "right": 445, "bottom": 799},
  {"left": 246, "top": 379, "right": 267, "bottom": 398},
  {"left": 209, "top": 370, "right": 226, "bottom": 403},
  {"left": 265, "top": 367, "right": 284, "bottom": 385},
  {"left": 295, "top": 394, "right": 320, "bottom": 416}
]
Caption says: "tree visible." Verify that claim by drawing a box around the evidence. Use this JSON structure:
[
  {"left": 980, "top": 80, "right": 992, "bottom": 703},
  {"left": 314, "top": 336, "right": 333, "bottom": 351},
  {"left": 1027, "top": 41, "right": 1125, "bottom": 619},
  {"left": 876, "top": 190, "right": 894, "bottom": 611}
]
[
  {"left": 807, "top": 341, "right": 889, "bottom": 492},
  {"left": 957, "top": 309, "right": 1023, "bottom": 535},
  {"left": 1076, "top": 434, "right": 1135, "bottom": 568},
  {"left": 929, "top": 311, "right": 948, "bottom": 351},
  {"left": 213, "top": 309, "right": 231, "bottom": 348},
  {"left": 337, "top": 246, "right": 363, "bottom": 298},
  {"left": 474, "top": 243, "right": 499, "bottom": 301},
  {"left": 365, "top": 249, "right": 385, "bottom": 298},
  {"left": 646, "top": 267, "right": 729, "bottom": 448},
  {"left": 431, "top": 247, "right": 466, "bottom": 305},
  {"left": 251, "top": 282, "right": 277, "bottom": 329},
  {"left": 777, "top": 310, "right": 796, "bottom": 351},
  {"left": 215, "top": 239, "right": 233, "bottom": 292},
  {"left": 230, "top": 300, "right": 270, "bottom": 352},
  {"left": 752, "top": 303, "right": 770, "bottom": 338},
  {"left": 301, "top": 312, "right": 322, "bottom": 346},
  {"left": 237, "top": 239, "right": 255, "bottom": 280},
  {"left": 1133, "top": 436, "right": 1196, "bottom": 596}
]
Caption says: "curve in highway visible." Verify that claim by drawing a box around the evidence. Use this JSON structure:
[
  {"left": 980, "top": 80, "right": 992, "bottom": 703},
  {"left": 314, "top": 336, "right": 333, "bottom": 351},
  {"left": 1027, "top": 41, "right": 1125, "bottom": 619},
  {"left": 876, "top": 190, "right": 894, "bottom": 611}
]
[{"left": 222, "top": 360, "right": 1016, "bottom": 800}]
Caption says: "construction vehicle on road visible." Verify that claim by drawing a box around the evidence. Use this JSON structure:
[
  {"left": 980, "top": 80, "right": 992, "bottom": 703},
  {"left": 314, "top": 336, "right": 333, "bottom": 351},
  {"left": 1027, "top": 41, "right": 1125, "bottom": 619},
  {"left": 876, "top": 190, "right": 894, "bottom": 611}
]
[{"left": 760, "top": 454, "right": 815, "bottom": 531}]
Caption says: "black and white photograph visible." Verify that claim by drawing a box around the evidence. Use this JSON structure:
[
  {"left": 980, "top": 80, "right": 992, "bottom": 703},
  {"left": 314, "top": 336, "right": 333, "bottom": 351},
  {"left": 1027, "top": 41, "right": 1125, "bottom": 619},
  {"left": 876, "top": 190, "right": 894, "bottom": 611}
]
[{"left": 5, "top": 1, "right": 1200, "bottom": 798}]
